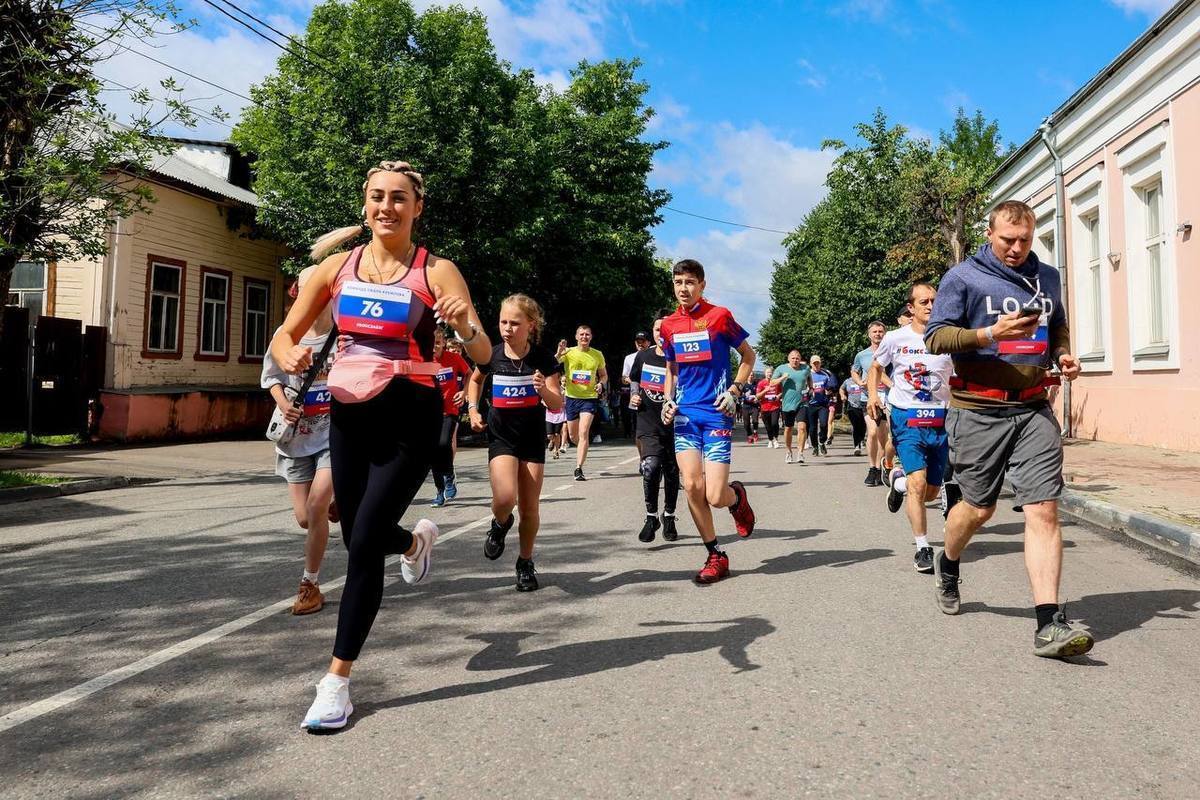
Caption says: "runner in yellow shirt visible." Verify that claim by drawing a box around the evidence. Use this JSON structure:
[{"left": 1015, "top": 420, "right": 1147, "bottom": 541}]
[{"left": 556, "top": 325, "right": 608, "bottom": 480}]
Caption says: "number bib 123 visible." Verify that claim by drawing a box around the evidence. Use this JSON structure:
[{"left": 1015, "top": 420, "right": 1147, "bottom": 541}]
[
  {"left": 673, "top": 330, "right": 712, "bottom": 363},
  {"left": 337, "top": 281, "right": 413, "bottom": 338}
]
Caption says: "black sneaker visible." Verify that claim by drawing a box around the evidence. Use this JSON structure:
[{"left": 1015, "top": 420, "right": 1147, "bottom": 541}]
[
  {"left": 515, "top": 557, "right": 539, "bottom": 592},
  {"left": 887, "top": 481, "right": 905, "bottom": 513},
  {"left": 933, "top": 550, "right": 961, "bottom": 615},
  {"left": 913, "top": 546, "right": 934, "bottom": 574},
  {"left": 1033, "top": 610, "right": 1095, "bottom": 658},
  {"left": 864, "top": 467, "right": 882, "bottom": 487},
  {"left": 484, "top": 514, "right": 514, "bottom": 561},
  {"left": 638, "top": 515, "right": 660, "bottom": 543},
  {"left": 574, "top": 467, "right": 586, "bottom": 481},
  {"left": 820, "top": 444, "right": 828, "bottom": 456},
  {"left": 941, "top": 482, "right": 962, "bottom": 519},
  {"left": 661, "top": 514, "right": 679, "bottom": 541}
]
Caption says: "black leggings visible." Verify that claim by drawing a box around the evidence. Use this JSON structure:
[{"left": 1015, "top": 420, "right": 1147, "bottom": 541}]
[
  {"left": 806, "top": 405, "right": 829, "bottom": 451},
  {"left": 761, "top": 409, "right": 781, "bottom": 440},
  {"left": 743, "top": 405, "right": 760, "bottom": 436},
  {"left": 329, "top": 379, "right": 441, "bottom": 662},
  {"left": 641, "top": 453, "right": 679, "bottom": 515},
  {"left": 847, "top": 406, "right": 867, "bottom": 448},
  {"left": 432, "top": 414, "right": 458, "bottom": 491}
]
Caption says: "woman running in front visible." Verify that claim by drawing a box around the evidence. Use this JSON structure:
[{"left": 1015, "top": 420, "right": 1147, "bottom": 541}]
[
  {"left": 430, "top": 327, "right": 471, "bottom": 507},
  {"left": 467, "top": 294, "right": 564, "bottom": 591},
  {"left": 272, "top": 161, "right": 491, "bottom": 731}
]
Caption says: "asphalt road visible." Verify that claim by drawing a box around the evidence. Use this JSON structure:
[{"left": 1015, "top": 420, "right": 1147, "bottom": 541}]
[{"left": 2, "top": 435, "right": 1199, "bottom": 799}]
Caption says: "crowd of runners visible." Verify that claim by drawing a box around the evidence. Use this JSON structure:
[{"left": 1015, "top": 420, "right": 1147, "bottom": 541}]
[{"left": 260, "top": 161, "right": 1095, "bottom": 731}]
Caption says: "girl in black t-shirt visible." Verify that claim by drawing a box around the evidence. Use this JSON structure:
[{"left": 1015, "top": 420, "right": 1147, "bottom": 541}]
[{"left": 466, "top": 294, "right": 563, "bottom": 591}]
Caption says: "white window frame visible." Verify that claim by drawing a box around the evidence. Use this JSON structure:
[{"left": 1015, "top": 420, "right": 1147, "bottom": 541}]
[
  {"left": 147, "top": 261, "right": 183, "bottom": 353},
  {"left": 6, "top": 260, "right": 47, "bottom": 317},
  {"left": 1068, "top": 166, "right": 1110, "bottom": 371},
  {"left": 1118, "top": 123, "right": 1179, "bottom": 371},
  {"left": 199, "top": 271, "right": 230, "bottom": 357},
  {"left": 243, "top": 280, "right": 270, "bottom": 359}
]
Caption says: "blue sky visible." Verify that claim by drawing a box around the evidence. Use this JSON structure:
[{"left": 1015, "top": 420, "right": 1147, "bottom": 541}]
[{"left": 98, "top": 0, "right": 1173, "bottom": 340}]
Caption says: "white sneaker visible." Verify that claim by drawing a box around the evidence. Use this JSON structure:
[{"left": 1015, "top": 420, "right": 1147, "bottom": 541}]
[
  {"left": 853, "top": 445, "right": 862, "bottom": 456},
  {"left": 592, "top": 435, "right": 602, "bottom": 444},
  {"left": 797, "top": 450, "right": 805, "bottom": 463},
  {"left": 785, "top": 451, "right": 794, "bottom": 464},
  {"left": 401, "top": 518, "right": 438, "bottom": 584},
  {"left": 301, "top": 674, "right": 353, "bottom": 731}
]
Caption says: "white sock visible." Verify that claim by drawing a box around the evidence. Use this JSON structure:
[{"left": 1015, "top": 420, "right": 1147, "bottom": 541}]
[
  {"left": 914, "top": 535, "right": 930, "bottom": 549},
  {"left": 323, "top": 672, "right": 349, "bottom": 687},
  {"left": 303, "top": 569, "right": 319, "bottom": 584}
]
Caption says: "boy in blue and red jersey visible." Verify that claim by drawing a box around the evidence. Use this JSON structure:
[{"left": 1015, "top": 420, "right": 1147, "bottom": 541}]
[{"left": 660, "top": 259, "right": 758, "bottom": 584}]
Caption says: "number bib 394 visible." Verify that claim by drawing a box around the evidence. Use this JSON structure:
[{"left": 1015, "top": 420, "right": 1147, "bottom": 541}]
[
  {"left": 673, "top": 330, "right": 712, "bottom": 363},
  {"left": 304, "top": 382, "right": 332, "bottom": 417},
  {"left": 639, "top": 364, "right": 667, "bottom": 391},
  {"left": 493, "top": 375, "right": 539, "bottom": 409},
  {"left": 337, "top": 281, "right": 413, "bottom": 338},
  {"left": 905, "top": 407, "right": 946, "bottom": 428}
]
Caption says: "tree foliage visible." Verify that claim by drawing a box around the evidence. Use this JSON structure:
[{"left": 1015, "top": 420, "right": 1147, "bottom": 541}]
[
  {"left": 232, "top": 0, "right": 671, "bottom": 349},
  {"left": 0, "top": 0, "right": 219, "bottom": 315},
  {"left": 758, "top": 108, "right": 1008, "bottom": 375}
]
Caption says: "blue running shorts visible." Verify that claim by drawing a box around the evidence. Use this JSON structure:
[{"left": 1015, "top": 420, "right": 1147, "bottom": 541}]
[
  {"left": 890, "top": 407, "right": 949, "bottom": 486},
  {"left": 673, "top": 405, "right": 734, "bottom": 464}
]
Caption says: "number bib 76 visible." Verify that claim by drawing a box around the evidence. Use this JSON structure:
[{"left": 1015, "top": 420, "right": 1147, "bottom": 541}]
[
  {"left": 492, "top": 374, "right": 539, "bottom": 409},
  {"left": 673, "top": 330, "right": 712, "bottom": 363},
  {"left": 337, "top": 281, "right": 413, "bottom": 338}
]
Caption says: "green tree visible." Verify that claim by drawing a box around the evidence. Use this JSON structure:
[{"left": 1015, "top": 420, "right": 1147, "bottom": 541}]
[
  {"left": 232, "top": 0, "right": 670, "bottom": 349},
  {"left": 1, "top": 1, "right": 217, "bottom": 327}
]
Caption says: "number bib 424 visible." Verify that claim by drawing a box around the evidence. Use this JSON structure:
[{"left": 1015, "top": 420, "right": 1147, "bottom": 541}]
[
  {"left": 905, "top": 407, "right": 946, "bottom": 428},
  {"left": 304, "top": 382, "right": 332, "bottom": 417},
  {"left": 337, "top": 281, "right": 413, "bottom": 338},
  {"left": 493, "top": 374, "right": 539, "bottom": 409},
  {"left": 673, "top": 330, "right": 712, "bottom": 363},
  {"left": 639, "top": 364, "right": 667, "bottom": 391}
]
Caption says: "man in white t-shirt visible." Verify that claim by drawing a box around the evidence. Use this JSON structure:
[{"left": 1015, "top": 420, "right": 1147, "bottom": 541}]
[
  {"left": 867, "top": 282, "right": 953, "bottom": 575},
  {"left": 621, "top": 331, "right": 650, "bottom": 441}
]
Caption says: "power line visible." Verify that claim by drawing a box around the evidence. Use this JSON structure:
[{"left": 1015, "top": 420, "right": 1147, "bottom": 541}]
[
  {"left": 213, "top": 0, "right": 333, "bottom": 70},
  {"left": 662, "top": 206, "right": 792, "bottom": 235},
  {"left": 103, "top": 78, "right": 234, "bottom": 131},
  {"left": 199, "top": 0, "right": 340, "bottom": 80}
]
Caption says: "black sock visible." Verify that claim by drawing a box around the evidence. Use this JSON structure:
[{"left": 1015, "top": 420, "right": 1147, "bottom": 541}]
[
  {"left": 1035, "top": 603, "right": 1059, "bottom": 630},
  {"left": 939, "top": 551, "right": 959, "bottom": 577},
  {"left": 704, "top": 538, "right": 722, "bottom": 555}
]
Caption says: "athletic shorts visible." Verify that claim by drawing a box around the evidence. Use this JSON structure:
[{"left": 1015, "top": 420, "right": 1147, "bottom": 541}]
[
  {"left": 488, "top": 432, "right": 546, "bottom": 464},
  {"left": 275, "top": 449, "right": 331, "bottom": 484},
  {"left": 545, "top": 420, "right": 564, "bottom": 435},
  {"left": 638, "top": 431, "right": 675, "bottom": 461},
  {"left": 565, "top": 397, "right": 599, "bottom": 421},
  {"left": 781, "top": 408, "right": 802, "bottom": 428},
  {"left": 948, "top": 404, "right": 1064, "bottom": 508},
  {"left": 889, "top": 408, "right": 949, "bottom": 487},
  {"left": 673, "top": 406, "right": 734, "bottom": 464}
]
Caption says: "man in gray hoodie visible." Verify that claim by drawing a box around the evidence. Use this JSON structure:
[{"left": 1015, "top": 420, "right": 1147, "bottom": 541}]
[{"left": 925, "top": 200, "right": 1093, "bottom": 659}]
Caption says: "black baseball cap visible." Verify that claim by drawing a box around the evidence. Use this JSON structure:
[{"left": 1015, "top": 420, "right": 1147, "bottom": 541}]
[{"left": 635, "top": 331, "right": 650, "bottom": 340}]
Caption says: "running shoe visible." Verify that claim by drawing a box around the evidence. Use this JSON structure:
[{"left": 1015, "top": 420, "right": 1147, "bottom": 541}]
[
  {"left": 574, "top": 467, "right": 586, "bottom": 481},
  {"left": 662, "top": 514, "right": 679, "bottom": 541},
  {"left": 694, "top": 550, "right": 730, "bottom": 584},
  {"left": 863, "top": 466, "right": 879, "bottom": 486},
  {"left": 913, "top": 546, "right": 934, "bottom": 574},
  {"left": 820, "top": 444, "right": 828, "bottom": 456},
  {"left": 484, "top": 513, "right": 514, "bottom": 560},
  {"left": 291, "top": 578, "right": 324, "bottom": 615},
  {"left": 552, "top": 449, "right": 560, "bottom": 460},
  {"left": 431, "top": 490, "right": 446, "bottom": 508},
  {"left": 592, "top": 435, "right": 602, "bottom": 444},
  {"left": 301, "top": 675, "right": 352, "bottom": 731},
  {"left": 853, "top": 445, "right": 862, "bottom": 456},
  {"left": 785, "top": 451, "right": 794, "bottom": 464},
  {"left": 933, "top": 550, "right": 961, "bottom": 615},
  {"left": 729, "top": 480, "right": 755, "bottom": 538},
  {"left": 638, "top": 514, "right": 660, "bottom": 543},
  {"left": 444, "top": 476, "right": 458, "bottom": 500},
  {"left": 400, "top": 519, "right": 438, "bottom": 584},
  {"left": 515, "top": 557, "right": 540, "bottom": 592},
  {"left": 886, "top": 481, "right": 904, "bottom": 513},
  {"left": 1033, "top": 611, "right": 1095, "bottom": 658},
  {"left": 796, "top": 449, "right": 805, "bottom": 464}
]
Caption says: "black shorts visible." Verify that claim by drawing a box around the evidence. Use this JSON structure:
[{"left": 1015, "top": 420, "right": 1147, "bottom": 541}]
[
  {"left": 545, "top": 420, "right": 564, "bottom": 435},
  {"left": 488, "top": 410, "right": 546, "bottom": 463},
  {"left": 488, "top": 433, "right": 546, "bottom": 464},
  {"left": 638, "top": 432, "right": 675, "bottom": 461},
  {"left": 782, "top": 409, "right": 802, "bottom": 428}
]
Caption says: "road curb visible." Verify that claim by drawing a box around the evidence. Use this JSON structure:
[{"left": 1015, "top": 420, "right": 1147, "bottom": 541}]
[
  {"left": 0, "top": 476, "right": 132, "bottom": 505},
  {"left": 1060, "top": 488, "right": 1200, "bottom": 566}
]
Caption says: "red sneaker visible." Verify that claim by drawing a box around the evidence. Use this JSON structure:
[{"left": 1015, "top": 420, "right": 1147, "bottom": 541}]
[
  {"left": 695, "top": 550, "right": 730, "bottom": 584},
  {"left": 729, "top": 480, "right": 755, "bottom": 538}
]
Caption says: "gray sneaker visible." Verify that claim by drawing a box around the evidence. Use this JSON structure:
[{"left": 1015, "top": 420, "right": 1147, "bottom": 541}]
[
  {"left": 1033, "top": 611, "right": 1095, "bottom": 658},
  {"left": 913, "top": 546, "right": 934, "bottom": 574},
  {"left": 933, "top": 550, "right": 960, "bottom": 615}
]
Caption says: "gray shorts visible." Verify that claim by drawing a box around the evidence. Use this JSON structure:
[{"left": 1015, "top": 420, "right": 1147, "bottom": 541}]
[
  {"left": 947, "top": 404, "right": 1063, "bottom": 509},
  {"left": 275, "top": 449, "right": 332, "bottom": 484}
]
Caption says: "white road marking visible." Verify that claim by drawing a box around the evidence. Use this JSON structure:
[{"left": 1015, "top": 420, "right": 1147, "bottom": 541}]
[{"left": 0, "top": 513, "right": 493, "bottom": 734}]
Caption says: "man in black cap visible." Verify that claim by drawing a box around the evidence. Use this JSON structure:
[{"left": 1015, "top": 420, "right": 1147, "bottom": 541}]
[{"left": 621, "top": 330, "right": 652, "bottom": 440}]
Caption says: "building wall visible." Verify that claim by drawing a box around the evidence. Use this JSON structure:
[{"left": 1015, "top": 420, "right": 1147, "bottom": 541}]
[{"left": 988, "top": 2, "right": 1200, "bottom": 452}]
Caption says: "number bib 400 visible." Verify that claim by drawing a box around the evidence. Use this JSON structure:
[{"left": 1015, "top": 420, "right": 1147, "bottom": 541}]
[
  {"left": 673, "top": 330, "right": 712, "bottom": 363},
  {"left": 492, "top": 374, "right": 539, "bottom": 409},
  {"left": 304, "top": 382, "right": 332, "bottom": 417},
  {"left": 337, "top": 281, "right": 413, "bottom": 338}
]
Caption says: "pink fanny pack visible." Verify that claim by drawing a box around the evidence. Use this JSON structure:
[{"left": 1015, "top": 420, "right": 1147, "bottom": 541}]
[{"left": 327, "top": 354, "right": 442, "bottom": 403}]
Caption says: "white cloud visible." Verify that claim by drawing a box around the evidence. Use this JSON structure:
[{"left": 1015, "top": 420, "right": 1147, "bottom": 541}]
[
  {"left": 1108, "top": 0, "right": 1175, "bottom": 16},
  {"left": 413, "top": 0, "right": 607, "bottom": 67},
  {"left": 903, "top": 123, "right": 934, "bottom": 144},
  {"left": 796, "top": 58, "right": 827, "bottom": 91}
]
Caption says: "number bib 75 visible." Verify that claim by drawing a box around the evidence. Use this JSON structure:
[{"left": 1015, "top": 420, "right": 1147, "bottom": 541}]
[
  {"left": 639, "top": 364, "right": 667, "bottom": 391},
  {"left": 337, "top": 281, "right": 413, "bottom": 338},
  {"left": 304, "top": 382, "right": 332, "bottom": 416},
  {"left": 492, "top": 374, "right": 539, "bottom": 409},
  {"left": 673, "top": 330, "right": 712, "bottom": 363}
]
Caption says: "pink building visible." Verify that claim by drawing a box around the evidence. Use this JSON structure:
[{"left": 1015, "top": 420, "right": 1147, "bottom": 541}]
[{"left": 989, "top": 0, "right": 1200, "bottom": 452}]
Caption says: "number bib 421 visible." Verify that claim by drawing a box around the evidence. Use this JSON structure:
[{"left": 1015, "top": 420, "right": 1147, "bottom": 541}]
[
  {"left": 492, "top": 375, "right": 539, "bottom": 409},
  {"left": 337, "top": 281, "right": 413, "bottom": 338},
  {"left": 905, "top": 407, "right": 946, "bottom": 428},
  {"left": 639, "top": 364, "right": 667, "bottom": 391},
  {"left": 673, "top": 330, "right": 712, "bottom": 363},
  {"left": 436, "top": 367, "right": 454, "bottom": 386},
  {"left": 304, "top": 382, "right": 332, "bottom": 417}
]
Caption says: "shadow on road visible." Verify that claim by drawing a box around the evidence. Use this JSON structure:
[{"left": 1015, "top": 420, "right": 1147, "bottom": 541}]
[
  {"left": 360, "top": 616, "right": 776, "bottom": 718},
  {"left": 964, "top": 539, "right": 1077, "bottom": 562},
  {"left": 958, "top": 588, "right": 1200, "bottom": 641}
]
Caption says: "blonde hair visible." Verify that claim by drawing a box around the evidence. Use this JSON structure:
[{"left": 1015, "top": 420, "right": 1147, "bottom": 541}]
[
  {"left": 310, "top": 160, "right": 427, "bottom": 261},
  {"left": 501, "top": 293, "right": 545, "bottom": 344}
]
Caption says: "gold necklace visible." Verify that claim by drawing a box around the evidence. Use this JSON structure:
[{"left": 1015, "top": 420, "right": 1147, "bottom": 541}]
[{"left": 367, "top": 243, "right": 415, "bottom": 283}]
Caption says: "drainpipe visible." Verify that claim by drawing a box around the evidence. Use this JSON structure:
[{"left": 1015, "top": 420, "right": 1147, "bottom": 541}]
[{"left": 1038, "top": 119, "right": 1072, "bottom": 438}]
